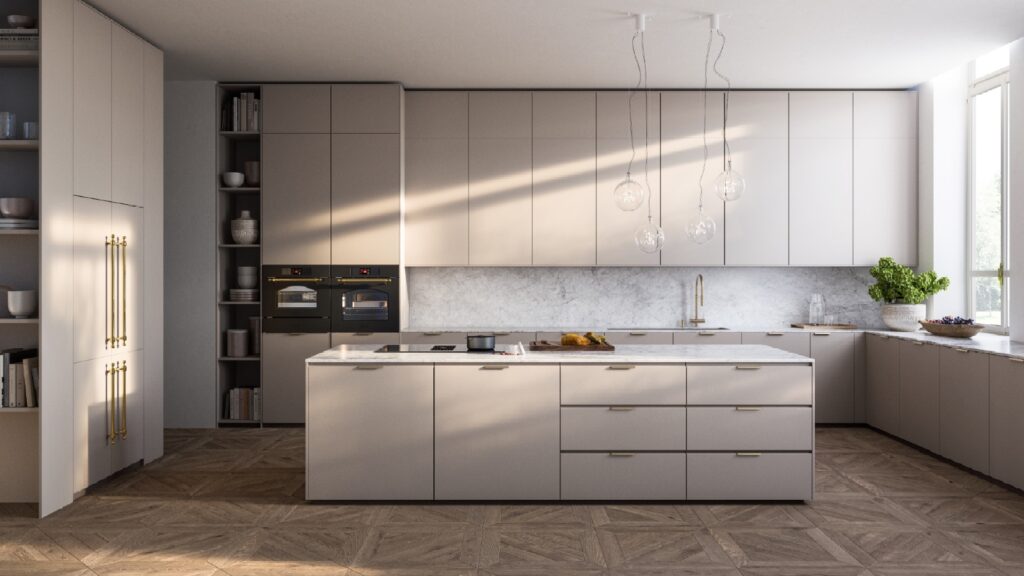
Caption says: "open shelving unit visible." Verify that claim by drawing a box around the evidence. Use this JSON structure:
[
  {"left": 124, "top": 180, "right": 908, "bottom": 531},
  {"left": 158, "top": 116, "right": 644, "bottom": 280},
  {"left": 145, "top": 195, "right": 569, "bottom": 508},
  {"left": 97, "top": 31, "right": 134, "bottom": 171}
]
[{"left": 216, "top": 83, "right": 262, "bottom": 426}]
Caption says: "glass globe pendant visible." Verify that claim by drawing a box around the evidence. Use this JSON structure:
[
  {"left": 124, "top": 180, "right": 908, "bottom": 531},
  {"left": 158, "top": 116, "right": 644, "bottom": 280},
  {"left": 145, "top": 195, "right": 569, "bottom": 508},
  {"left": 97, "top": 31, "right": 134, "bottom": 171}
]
[
  {"left": 634, "top": 217, "right": 664, "bottom": 253},
  {"left": 685, "top": 209, "right": 717, "bottom": 245},
  {"left": 714, "top": 160, "right": 745, "bottom": 202},
  {"left": 613, "top": 175, "right": 647, "bottom": 211}
]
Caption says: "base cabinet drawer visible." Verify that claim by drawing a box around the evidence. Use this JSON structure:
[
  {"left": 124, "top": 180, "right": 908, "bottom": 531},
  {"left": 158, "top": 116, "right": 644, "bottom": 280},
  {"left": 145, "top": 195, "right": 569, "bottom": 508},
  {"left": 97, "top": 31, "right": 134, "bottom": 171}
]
[
  {"left": 687, "top": 407, "right": 812, "bottom": 451},
  {"left": 561, "top": 407, "right": 686, "bottom": 451},
  {"left": 688, "top": 365, "right": 812, "bottom": 405},
  {"left": 604, "top": 331, "right": 674, "bottom": 345},
  {"left": 687, "top": 453, "right": 813, "bottom": 500},
  {"left": 673, "top": 332, "right": 742, "bottom": 345},
  {"left": 561, "top": 365, "right": 687, "bottom": 405},
  {"left": 561, "top": 453, "right": 686, "bottom": 500}
]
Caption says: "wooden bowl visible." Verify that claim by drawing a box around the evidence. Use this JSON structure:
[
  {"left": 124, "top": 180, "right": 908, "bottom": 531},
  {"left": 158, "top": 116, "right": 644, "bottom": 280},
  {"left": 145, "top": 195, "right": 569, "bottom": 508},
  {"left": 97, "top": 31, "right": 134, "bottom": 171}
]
[{"left": 919, "top": 321, "right": 984, "bottom": 339}]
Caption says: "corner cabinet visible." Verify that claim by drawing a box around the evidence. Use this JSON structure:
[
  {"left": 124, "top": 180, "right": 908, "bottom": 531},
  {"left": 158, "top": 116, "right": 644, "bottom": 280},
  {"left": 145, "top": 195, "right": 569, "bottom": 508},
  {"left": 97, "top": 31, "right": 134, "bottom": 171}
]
[{"left": 990, "top": 356, "right": 1024, "bottom": 489}]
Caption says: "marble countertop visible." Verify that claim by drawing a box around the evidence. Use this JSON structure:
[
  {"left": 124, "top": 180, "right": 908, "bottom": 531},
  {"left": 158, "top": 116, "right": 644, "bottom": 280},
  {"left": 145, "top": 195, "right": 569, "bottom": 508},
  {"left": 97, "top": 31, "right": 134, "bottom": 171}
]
[
  {"left": 865, "top": 330, "right": 1024, "bottom": 360},
  {"left": 402, "top": 326, "right": 869, "bottom": 334},
  {"left": 307, "top": 344, "right": 815, "bottom": 365}
]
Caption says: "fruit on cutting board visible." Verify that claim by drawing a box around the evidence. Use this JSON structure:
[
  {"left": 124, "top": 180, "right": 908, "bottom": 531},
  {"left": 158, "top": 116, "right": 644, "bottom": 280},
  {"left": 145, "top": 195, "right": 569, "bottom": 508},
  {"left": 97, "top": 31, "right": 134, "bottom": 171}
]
[
  {"left": 560, "top": 333, "right": 592, "bottom": 346},
  {"left": 585, "top": 332, "right": 607, "bottom": 345}
]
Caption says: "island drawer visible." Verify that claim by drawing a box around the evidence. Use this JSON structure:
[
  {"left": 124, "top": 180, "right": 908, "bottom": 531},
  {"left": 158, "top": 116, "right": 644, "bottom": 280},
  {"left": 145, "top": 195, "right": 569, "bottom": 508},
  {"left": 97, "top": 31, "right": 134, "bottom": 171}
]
[
  {"left": 561, "top": 453, "right": 686, "bottom": 500},
  {"left": 687, "top": 365, "right": 812, "bottom": 405},
  {"left": 687, "top": 407, "right": 813, "bottom": 450},
  {"left": 687, "top": 452, "right": 813, "bottom": 500},
  {"left": 561, "top": 365, "right": 686, "bottom": 405},
  {"left": 561, "top": 407, "right": 686, "bottom": 451}
]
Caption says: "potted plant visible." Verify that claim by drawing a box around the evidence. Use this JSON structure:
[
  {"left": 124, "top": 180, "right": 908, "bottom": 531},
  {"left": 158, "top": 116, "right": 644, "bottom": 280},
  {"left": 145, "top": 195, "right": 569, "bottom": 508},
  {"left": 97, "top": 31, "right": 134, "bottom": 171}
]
[{"left": 868, "top": 257, "right": 950, "bottom": 331}]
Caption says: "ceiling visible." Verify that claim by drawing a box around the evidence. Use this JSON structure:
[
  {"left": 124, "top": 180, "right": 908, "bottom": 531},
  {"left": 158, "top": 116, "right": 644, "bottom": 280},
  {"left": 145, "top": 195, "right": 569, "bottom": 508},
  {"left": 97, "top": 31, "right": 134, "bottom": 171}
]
[{"left": 90, "top": 0, "right": 1024, "bottom": 89}]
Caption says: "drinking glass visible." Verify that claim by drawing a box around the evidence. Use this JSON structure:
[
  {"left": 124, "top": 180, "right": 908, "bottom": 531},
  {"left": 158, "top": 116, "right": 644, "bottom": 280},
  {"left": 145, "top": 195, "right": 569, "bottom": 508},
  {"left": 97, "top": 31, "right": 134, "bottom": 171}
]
[{"left": 0, "top": 112, "right": 16, "bottom": 139}]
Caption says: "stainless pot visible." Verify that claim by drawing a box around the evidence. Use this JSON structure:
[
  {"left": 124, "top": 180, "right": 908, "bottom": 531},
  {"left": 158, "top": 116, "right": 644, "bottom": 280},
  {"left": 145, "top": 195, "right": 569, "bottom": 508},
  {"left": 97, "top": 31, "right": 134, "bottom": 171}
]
[{"left": 467, "top": 334, "right": 496, "bottom": 351}]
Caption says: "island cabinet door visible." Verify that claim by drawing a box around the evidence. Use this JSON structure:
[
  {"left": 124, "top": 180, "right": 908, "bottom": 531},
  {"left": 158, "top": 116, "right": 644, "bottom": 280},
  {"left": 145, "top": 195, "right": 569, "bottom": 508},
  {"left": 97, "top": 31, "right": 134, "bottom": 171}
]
[
  {"left": 306, "top": 364, "right": 433, "bottom": 500},
  {"left": 435, "top": 364, "right": 560, "bottom": 500}
]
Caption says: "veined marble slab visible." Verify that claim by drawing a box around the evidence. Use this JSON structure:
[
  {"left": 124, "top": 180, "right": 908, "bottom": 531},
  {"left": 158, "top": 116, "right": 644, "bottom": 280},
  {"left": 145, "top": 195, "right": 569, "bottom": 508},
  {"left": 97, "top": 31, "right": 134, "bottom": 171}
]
[
  {"left": 867, "top": 330, "right": 1024, "bottom": 360},
  {"left": 307, "top": 344, "right": 814, "bottom": 365}
]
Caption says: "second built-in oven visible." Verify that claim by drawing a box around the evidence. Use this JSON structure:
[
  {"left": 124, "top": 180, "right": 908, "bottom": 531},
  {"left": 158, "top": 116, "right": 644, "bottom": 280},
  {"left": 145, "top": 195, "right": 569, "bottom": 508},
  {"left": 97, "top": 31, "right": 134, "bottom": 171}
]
[
  {"left": 331, "top": 265, "right": 399, "bottom": 333},
  {"left": 261, "top": 265, "right": 331, "bottom": 332}
]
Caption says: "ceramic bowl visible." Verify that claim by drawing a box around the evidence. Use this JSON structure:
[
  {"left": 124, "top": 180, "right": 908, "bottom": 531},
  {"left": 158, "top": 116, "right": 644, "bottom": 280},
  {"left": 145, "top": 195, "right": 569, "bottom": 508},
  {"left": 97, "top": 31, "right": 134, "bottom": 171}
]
[
  {"left": 237, "top": 268, "right": 258, "bottom": 289},
  {"left": 221, "top": 172, "right": 245, "bottom": 188},
  {"left": 919, "top": 321, "right": 984, "bottom": 339},
  {"left": 7, "top": 15, "right": 36, "bottom": 28},
  {"left": 230, "top": 228, "right": 258, "bottom": 244},
  {"left": 7, "top": 290, "right": 37, "bottom": 318},
  {"left": 0, "top": 197, "right": 34, "bottom": 219}
]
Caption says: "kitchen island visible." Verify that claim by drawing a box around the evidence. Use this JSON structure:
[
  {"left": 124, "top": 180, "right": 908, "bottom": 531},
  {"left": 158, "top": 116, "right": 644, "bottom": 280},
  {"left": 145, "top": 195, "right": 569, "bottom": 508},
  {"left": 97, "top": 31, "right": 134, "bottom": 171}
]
[{"left": 306, "top": 344, "right": 815, "bottom": 501}]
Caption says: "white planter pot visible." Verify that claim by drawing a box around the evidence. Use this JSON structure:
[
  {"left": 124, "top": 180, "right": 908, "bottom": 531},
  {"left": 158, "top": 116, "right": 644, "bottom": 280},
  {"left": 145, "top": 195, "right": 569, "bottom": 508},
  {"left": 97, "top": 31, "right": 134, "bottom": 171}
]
[{"left": 881, "top": 303, "right": 926, "bottom": 332}]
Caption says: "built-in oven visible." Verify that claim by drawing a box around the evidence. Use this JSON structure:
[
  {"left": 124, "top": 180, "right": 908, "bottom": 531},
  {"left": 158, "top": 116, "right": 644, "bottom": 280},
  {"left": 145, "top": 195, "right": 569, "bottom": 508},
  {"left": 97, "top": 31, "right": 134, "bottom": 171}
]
[
  {"left": 331, "top": 265, "right": 400, "bottom": 333},
  {"left": 261, "top": 265, "right": 331, "bottom": 333}
]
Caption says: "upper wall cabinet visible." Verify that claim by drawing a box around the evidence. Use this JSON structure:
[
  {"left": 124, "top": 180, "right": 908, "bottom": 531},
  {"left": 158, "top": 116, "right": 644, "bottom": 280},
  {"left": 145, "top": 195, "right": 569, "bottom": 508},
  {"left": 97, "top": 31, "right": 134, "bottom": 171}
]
[
  {"left": 596, "top": 92, "right": 660, "bottom": 266},
  {"left": 789, "top": 92, "right": 853, "bottom": 266},
  {"left": 532, "top": 92, "right": 597, "bottom": 266},
  {"left": 853, "top": 91, "right": 918, "bottom": 266},
  {"left": 332, "top": 84, "right": 402, "bottom": 134},
  {"left": 111, "top": 25, "right": 145, "bottom": 207},
  {"left": 725, "top": 92, "right": 789, "bottom": 266},
  {"left": 262, "top": 84, "right": 331, "bottom": 133},
  {"left": 74, "top": 0, "right": 112, "bottom": 203},
  {"left": 661, "top": 92, "right": 725, "bottom": 266},
  {"left": 332, "top": 134, "right": 402, "bottom": 264},
  {"left": 468, "top": 92, "right": 533, "bottom": 266},
  {"left": 263, "top": 134, "right": 332, "bottom": 264},
  {"left": 405, "top": 92, "right": 469, "bottom": 266}
]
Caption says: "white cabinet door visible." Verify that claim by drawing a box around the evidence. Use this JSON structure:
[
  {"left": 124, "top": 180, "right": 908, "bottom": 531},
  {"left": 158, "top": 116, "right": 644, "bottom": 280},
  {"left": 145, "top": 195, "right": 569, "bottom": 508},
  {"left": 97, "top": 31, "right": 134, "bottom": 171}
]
[
  {"left": 740, "top": 332, "right": 810, "bottom": 356},
  {"left": 725, "top": 92, "right": 789, "bottom": 266},
  {"left": 307, "top": 364, "right": 434, "bottom": 500},
  {"left": 111, "top": 24, "right": 144, "bottom": 208},
  {"left": 331, "top": 134, "right": 402, "bottom": 264},
  {"left": 262, "top": 333, "right": 331, "bottom": 424},
  {"left": 73, "top": 0, "right": 112, "bottom": 202},
  {"left": 810, "top": 332, "right": 856, "bottom": 423},
  {"left": 866, "top": 334, "right": 900, "bottom": 435},
  {"left": 435, "top": 364, "right": 560, "bottom": 499},
  {"left": 73, "top": 196, "right": 113, "bottom": 362},
  {"left": 939, "top": 348, "right": 989, "bottom": 474},
  {"left": 596, "top": 91, "right": 660, "bottom": 266},
  {"left": 73, "top": 358, "right": 113, "bottom": 492},
  {"left": 112, "top": 204, "right": 144, "bottom": 353},
  {"left": 661, "top": 92, "right": 725, "bottom": 266},
  {"left": 789, "top": 92, "right": 853, "bottom": 266},
  {"left": 110, "top": 350, "right": 143, "bottom": 474},
  {"left": 331, "top": 84, "right": 402, "bottom": 134},
  {"left": 990, "top": 356, "right": 1024, "bottom": 490},
  {"left": 898, "top": 341, "right": 940, "bottom": 452},
  {"left": 853, "top": 91, "right": 918, "bottom": 266},
  {"left": 142, "top": 42, "right": 164, "bottom": 465}
]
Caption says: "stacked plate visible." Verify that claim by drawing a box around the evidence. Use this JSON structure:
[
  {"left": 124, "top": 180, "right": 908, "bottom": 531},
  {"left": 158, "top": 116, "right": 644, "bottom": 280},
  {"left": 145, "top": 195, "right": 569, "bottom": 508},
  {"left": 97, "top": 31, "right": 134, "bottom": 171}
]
[
  {"left": 0, "top": 218, "right": 38, "bottom": 230},
  {"left": 229, "top": 288, "right": 259, "bottom": 302}
]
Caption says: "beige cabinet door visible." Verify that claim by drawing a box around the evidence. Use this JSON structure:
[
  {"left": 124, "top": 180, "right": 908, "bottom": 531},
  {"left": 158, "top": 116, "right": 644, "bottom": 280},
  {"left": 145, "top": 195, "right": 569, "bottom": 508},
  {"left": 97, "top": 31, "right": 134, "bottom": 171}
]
[
  {"left": 110, "top": 350, "right": 143, "bottom": 474},
  {"left": 331, "top": 134, "right": 401, "bottom": 264},
  {"left": 469, "top": 137, "right": 533, "bottom": 265},
  {"left": 405, "top": 137, "right": 469, "bottom": 266},
  {"left": 866, "top": 334, "right": 900, "bottom": 435},
  {"left": 73, "top": 196, "right": 113, "bottom": 362},
  {"left": 307, "top": 364, "right": 434, "bottom": 500},
  {"left": 142, "top": 42, "right": 164, "bottom": 465},
  {"left": 990, "top": 356, "right": 1024, "bottom": 489},
  {"left": 73, "top": 358, "right": 113, "bottom": 492},
  {"left": 897, "top": 340, "right": 940, "bottom": 452},
  {"left": 724, "top": 92, "right": 789, "bottom": 266},
  {"left": 112, "top": 204, "right": 144, "bottom": 353},
  {"left": 435, "top": 364, "right": 559, "bottom": 499},
  {"left": 596, "top": 91, "right": 660, "bottom": 266},
  {"left": 111, "top": 25, "right": 144, "bottom": 207},
  {"left": 939, "top": 348, "right": 989, "bottom": 474},
  {"left": 263, "top": 134, "right": 331, "bottom": 264},
  {"left": 789, "top": 92, "right": 853, "bottom": 266},
  {"left": 262, "top": 84, "right": 331, "bottom": 133},
  {"left": 73, "top": 0, "right": 112, "bottom": 202},
  {"left": 740, "top": 332, "right": 810, "bottom": 356},
  {"left": 810, "top": 332, "right": 856, "bottom": 423},
  {"left": 661, "top": 92, "right": 725, "bottom": 266},
  {"left": 331, "top": 84, "right": 402, "bottom": 134},
  {"left": 853, "top": 92, "right": 918, "bottom": 266},
  {"left": 262, "top": 333, "right": 331, "bottom": 424}
]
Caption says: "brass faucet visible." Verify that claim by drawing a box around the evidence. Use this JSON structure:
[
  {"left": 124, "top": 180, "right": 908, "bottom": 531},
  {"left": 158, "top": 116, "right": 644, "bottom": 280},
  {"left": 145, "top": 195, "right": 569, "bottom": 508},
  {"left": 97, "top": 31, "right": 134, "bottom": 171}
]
[{"left": 690, "top": 274, "right": 706, "bottom": 326}]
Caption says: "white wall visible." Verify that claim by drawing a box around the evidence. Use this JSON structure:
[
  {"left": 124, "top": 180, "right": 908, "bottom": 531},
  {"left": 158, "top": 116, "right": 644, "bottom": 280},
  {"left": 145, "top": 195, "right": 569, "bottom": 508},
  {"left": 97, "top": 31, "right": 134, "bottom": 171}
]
[
  {"left": 1011, "top": 39, "right": 1024, "bottom": 342},
  {"left": 164, "top": 81, "right": 217, "bottom": 427}
]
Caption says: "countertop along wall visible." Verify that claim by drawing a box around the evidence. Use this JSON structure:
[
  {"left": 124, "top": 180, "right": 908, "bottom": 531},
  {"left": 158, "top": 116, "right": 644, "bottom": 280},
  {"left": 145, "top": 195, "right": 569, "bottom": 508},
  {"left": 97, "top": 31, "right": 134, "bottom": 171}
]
[{"left": 407, "top": 267, "right": 883, "bottom": 330}]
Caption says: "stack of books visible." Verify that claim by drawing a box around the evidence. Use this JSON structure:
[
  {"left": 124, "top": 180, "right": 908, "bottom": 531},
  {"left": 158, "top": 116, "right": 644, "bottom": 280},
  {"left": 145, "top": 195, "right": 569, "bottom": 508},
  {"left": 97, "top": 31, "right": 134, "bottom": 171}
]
[
  {"left": 1, "top": 348, "right": 38, "bottom": 408},
  {"left": 223, "top": 91, "right": 260, "bottom": 132},
  {"left": 225, "top": 387, "right": 261, "bottom": 421},
  {"left": 0, "top": 28, "right": 39, "bottom": 51}
]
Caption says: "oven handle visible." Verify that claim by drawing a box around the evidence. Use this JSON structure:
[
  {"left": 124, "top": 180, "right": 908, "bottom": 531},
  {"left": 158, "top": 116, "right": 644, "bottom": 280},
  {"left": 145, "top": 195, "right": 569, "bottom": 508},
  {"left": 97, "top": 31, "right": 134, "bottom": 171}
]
[
  {"left": 266, "top": 277, "right": 325, "bottom": 283},
  {"left": 336, "top": 277, "right": 393, "bottom": 284}
]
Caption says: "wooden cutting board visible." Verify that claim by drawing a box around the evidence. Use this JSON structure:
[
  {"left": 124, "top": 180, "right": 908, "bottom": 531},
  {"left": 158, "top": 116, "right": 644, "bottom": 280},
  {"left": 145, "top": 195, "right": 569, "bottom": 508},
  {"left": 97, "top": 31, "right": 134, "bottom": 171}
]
[{"left": 529, "top": 340, "right": 615, "bottom": 352}]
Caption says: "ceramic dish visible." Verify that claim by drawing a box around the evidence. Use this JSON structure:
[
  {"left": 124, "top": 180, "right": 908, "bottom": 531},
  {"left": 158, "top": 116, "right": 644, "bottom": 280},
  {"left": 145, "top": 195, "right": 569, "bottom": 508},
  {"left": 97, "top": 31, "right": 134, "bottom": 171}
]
[{"left": 919, "top": 321, "right": 984, "bottom": 339}]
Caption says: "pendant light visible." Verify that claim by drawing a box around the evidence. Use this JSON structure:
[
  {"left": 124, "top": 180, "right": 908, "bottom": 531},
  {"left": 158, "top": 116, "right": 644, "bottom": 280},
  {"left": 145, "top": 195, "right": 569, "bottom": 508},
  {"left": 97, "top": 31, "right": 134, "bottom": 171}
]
[
  {"left": 686, "top": 14, "right": 721, "bottom": 245},
  {"left": 710, "top": 14, "right": 745, "bottom": 202},
  {"left": 629, "top": 14, "right": 664, "bottom": 254},
  {"left": 613, "top": 14, "right": 649, "bottom": 212}
]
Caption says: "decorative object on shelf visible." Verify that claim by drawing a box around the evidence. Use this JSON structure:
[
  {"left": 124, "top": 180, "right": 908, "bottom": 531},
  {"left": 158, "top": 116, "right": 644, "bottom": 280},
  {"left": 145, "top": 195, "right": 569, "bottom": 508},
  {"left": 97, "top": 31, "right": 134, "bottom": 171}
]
[
  {"left": 237, "top": 266, "right": 257, "bottom": 289},
  {"left": 21, "top": 121, "right": 36, "bottom": 140},
  {"left": 226, "top": 329, "right": 249, "bottom": 357},
  {"left": 228, "top": 288, "right": 258, "bottom": 302},
  {"left": 613, "top": 14, "right": 649, "bottom": 213},
  {"left": 243, "top": 161, "right": 260, "bottom": 186},
  {"left": 0, "top": 197, "right": 34, "bottom": 219},
  {"left": 708, "top": 14, "right": 744, "bottom": 203},
  {"left": 7, "top": 289, "right": 36, "bottom": 319},
  {"left": 249, "top": 316, "right": 261, "bottom": 354},
  {"left": 919, "top": 317, "right": 983, "bottom": 339},
  {"left": 6, "top": 15, "right": 36, "bottom": 28},
  {"left": 230, "top": 210, "right": 258, "bottom": 244},
  {"left": 221, "top": 171, "right": 244, "bottom": 188},
  {"left": 868, "top": 257, "right": 950, "bottom": 331},
  {"left": 0, "top": 112, "right": 15, "bottom": 139}
]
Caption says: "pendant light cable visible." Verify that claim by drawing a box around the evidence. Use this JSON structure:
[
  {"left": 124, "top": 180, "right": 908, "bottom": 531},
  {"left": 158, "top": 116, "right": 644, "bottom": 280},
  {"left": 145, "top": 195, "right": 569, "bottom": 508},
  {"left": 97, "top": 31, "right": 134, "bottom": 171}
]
[
  {"left": 697, "top": 24, "right": 713, "bottom": 215},
  {"left": 712, "top": 28, "right": 732, "bottom": 165},
  {"left": 640, "top": 28, "right": 652, "bottom": 224},
  {"left": 626, "top": 30, "right": 643, "bottom": 179}
]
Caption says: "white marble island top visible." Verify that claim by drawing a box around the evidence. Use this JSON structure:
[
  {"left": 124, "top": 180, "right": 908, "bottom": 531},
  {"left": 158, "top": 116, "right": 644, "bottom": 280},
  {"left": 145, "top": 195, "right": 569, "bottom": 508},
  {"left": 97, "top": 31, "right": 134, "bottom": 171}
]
[{"left": 307, "top": 344, "right": 814, "bottom": 365}]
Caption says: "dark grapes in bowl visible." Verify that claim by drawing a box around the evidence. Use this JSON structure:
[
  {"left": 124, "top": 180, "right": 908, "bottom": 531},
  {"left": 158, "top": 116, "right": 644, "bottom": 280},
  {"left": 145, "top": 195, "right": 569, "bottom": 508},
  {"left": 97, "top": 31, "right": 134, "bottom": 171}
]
[
  {"left": 920, "top": 316, "right": 983, "bottom": 338},
  {"left": 933, "top": 316, "right": 975, "bottom": 325}
]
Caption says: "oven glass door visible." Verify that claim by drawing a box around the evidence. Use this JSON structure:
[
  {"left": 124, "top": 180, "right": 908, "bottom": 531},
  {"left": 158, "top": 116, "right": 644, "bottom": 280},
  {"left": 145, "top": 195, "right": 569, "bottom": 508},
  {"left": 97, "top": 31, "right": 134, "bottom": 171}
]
[
  {"left": 341, "top": 287, "right": 390, "bottom": 321},
  {"left": 277, "top": 285, "right": 320, "bottom": 309}
]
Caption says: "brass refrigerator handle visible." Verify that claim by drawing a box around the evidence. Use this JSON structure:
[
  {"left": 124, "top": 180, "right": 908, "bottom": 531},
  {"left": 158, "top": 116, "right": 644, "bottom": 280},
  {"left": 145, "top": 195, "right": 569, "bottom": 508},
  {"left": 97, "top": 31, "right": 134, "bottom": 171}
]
[
  {"left": 107, "top": 364, "right": 117, "bottom": 444},
  {"left": 120, "top": 237, "right": 127, "bottom": 346},
  {"left": 119, "top": 361, "right": 127, "bottom": 439},
  {"left": 105, "top": 236, "right": 113, "bottom": 348}
]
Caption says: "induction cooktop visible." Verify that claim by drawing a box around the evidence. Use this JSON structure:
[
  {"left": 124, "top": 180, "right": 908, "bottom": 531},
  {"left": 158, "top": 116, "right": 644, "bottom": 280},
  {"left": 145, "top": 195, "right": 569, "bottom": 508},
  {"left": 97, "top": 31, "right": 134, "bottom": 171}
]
[{"left": 375, "top": 344, "right": 494, "bottom": 353}]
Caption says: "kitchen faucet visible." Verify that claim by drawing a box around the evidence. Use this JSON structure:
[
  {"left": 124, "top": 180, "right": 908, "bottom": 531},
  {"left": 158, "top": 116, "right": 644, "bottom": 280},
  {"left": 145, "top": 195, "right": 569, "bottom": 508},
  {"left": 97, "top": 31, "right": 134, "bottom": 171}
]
[{"left": 689, "top": 274, "right": 706, "bottom": 326}]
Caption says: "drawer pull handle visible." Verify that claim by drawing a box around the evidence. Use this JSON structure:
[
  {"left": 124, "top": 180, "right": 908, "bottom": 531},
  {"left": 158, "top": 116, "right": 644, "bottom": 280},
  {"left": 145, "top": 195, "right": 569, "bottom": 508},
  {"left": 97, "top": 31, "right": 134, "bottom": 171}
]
[
  {"left": 813, "top": 332, "right": 831, "bottom": 336},
  {"left": 608, "top": 365, "right": 636, "bottom": 370},
  {"left": 766, "top": 332, "right": 784, "bottom": 336},
  {"left": 735, "top": 406, "right": 761, "bottom": 412},
  {"left": 481, "top": 365, "right": 510, "bottom": 370},
  {"left": 608, "top": 452, "right": 636, "bottom": 457},
  {"left": 1010, "top": 358, "right": 1024, "bottom": 364},
  {"left": 354, "top": 365, "right": 382, "bottom": 371},
  {"left": 955, "top": 348, "right": 970, "bottom": 354},
  {"left": 735, "top": 365, "right": 761, "bottom": 371},
  {"left": 628, "top": 332, "right": 647, "bottom": 336},
  {"left": 422, "top": 332, "right": 443, "bottom": 336},
  {"left": 698, "top": 332, "right": 717, "bottom": 336},
  {"left": 736, "top": 452, "right": 761, "bottom": 457},
  {"left": 353, "top": 332, "right": 373, "bottom": 336},
  {"left": 912, "top": 341, "right": 925, "bottom": 346},
  {"left": 608, "top": 406, "right": 635, "bottom": 412},
  {"left": 493, "top": 332, "right": 511, "bottom": 336}
]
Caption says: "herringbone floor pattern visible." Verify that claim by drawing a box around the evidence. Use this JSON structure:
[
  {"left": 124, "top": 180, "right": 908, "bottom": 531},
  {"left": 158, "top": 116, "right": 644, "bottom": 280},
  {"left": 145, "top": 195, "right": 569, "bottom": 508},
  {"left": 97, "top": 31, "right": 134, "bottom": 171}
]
[{"left": 2, "top": 426, "right": 1024, "bottom": 575}]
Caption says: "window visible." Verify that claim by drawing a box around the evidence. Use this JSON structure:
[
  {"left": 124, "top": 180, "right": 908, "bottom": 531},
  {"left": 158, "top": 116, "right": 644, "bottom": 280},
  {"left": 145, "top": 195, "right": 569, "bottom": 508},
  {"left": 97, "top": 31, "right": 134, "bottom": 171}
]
[{"left": 968, "top": 46, "right": 1010, "bottom": 330}]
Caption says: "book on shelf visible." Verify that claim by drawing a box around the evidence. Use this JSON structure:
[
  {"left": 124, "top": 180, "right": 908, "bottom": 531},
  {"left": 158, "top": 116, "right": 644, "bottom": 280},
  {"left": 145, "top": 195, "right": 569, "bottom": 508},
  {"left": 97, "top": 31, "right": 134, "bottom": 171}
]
[
  {"left": 1, "top": 348, "right": 38, "bottom": 408},
  {"left": 223, "top": 91, "right": 261, "bottom": 132},
  {"left": 225, "top": 386, "right": 260, "bottom": 421}
]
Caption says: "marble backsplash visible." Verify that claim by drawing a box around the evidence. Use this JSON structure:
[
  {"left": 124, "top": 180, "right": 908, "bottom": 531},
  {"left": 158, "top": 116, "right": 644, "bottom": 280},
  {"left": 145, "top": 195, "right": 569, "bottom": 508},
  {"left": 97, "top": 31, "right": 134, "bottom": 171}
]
[{"left": 406, "top": 267, "right": 884, "bottom": 330}]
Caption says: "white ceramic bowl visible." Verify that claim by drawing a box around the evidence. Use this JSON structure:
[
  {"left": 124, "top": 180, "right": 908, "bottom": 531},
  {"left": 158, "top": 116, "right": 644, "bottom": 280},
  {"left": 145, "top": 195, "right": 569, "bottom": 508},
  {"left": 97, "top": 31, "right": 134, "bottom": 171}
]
[
  {"left": 7, "top": 290, "right": 37, "bottom": 318},
  {"left": 237, "top": 271, "right": 258, "bottom": 288},
  {"left": 231, "top": 228, "right": 258, "bottom": 244},
  {"left": 0, "top": 197, "right": 34, "bottom": 219},
  {"left": 7, "top": 15, "right": 36, "bottom": 28},
  {"left": 221, "top": 172, "right": 245, "bottom": 188}
]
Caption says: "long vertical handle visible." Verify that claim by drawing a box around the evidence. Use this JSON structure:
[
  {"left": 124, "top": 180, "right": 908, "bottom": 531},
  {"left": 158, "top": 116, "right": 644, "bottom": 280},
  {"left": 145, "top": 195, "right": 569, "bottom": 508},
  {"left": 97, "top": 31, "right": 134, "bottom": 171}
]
[
  {"left": 105, "top": 236, "right": 113, "bottom": 348},
  {"left": 119, "top": 361, "right": 127, "bottom": 439},
  {"left": 106, "top": 363, "right": 117, "bottom": 445},
  {"left": 119, "top": 237, "right": 127, "bottom": 346}
]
